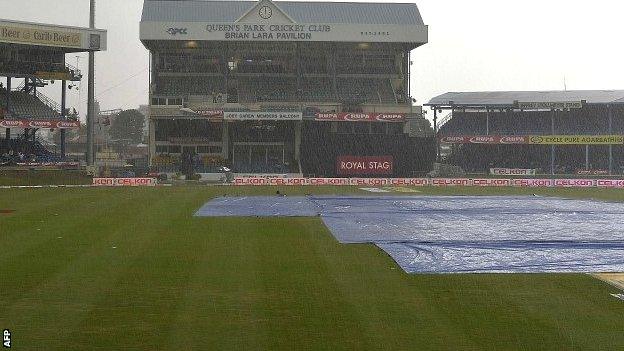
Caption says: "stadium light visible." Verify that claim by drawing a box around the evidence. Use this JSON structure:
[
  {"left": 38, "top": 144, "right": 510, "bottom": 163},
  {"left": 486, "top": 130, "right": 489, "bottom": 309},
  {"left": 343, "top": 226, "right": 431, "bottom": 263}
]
[{"left": 87, "top": 0, "right": 96, "bottom": 166}]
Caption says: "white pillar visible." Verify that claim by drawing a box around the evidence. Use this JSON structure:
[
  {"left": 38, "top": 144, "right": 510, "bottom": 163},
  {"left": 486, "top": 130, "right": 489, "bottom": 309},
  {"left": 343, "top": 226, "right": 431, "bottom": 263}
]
[
  {"left": 222, "top": 121, "right": 229, "bottom": 159},
  {"left": 608, "top": 105, "right": 613, "bottom": 175},
  {"left": 149, "top": 119, "right": 156, "bottom": 164},
  {"left": 550, "top": 109, "right": 555, "bottom": 175},
  {"left": 294, "top": 121, "right": 301, "bottom": 160}
]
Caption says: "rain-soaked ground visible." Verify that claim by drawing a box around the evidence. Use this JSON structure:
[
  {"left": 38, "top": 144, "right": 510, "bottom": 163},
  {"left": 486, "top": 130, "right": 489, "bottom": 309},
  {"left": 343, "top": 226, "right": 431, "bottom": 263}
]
[{"left": 195, "top": 195, "right": 624, "bottom": 273}]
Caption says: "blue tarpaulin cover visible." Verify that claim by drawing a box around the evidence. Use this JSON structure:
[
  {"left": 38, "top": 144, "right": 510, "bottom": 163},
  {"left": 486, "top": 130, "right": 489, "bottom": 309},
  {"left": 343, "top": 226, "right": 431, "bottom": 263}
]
[{"left": 195, "top": 196, "right": 624, "bottom": 273}]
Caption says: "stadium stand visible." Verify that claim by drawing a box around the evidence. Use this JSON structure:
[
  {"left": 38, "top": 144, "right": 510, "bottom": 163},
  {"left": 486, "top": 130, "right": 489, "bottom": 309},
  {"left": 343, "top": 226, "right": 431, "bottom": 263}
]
[
  {"left": 237, "top": 76, "right": 297, "bottom": 103},
  {"left": 156, "top": 77, "right": 226, "bottom": 96},
  {"left": 142, "top": 0, "right": 433, "bottom": 176},
  {"left": 1, "top": 18, "right": 106, "bottom": 164},
  {"left": 427, "top": 90, "right": 624, "bottom": 175},
  {"left": 300, "top": 78, "right": 335, "bottom": 102},
  {"left": 337, "top": 78, "right": 395, "bottom": 104},
  {"left": 0, "top": 89, "right": 60, "bottom": 120},
  {"left": 0, "top": 137, "right": 65, "bottom": 165},
  {"left": 0, "top": 45, "right": 82, "bottom": 81}
]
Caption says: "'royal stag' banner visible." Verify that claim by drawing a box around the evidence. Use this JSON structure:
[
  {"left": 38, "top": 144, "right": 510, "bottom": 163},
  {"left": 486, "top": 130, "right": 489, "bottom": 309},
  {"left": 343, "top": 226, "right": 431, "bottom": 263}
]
[
  {"left": 315, "top": 113, "right": 405, "bottom": 122},
  {"left": 336, "top": 156, "right": 394, "bottom": 175},
  {"left": 0, "top": 119, "right": 80, "bottom": 129}
]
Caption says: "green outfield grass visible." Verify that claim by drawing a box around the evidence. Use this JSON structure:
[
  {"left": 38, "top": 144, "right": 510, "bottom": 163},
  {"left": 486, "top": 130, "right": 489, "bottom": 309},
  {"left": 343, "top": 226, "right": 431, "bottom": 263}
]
[{"left": 1, "top": 186, "right": 623, "bottom": 350}]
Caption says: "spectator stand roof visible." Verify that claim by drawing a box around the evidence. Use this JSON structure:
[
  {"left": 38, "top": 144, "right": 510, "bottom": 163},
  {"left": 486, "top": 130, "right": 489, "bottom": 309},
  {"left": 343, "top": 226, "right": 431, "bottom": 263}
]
[
  {"left": 426, "top": 90, "right": 624, "bottom": 109},
  {"left": 140, "top": 0, "right": 428, "bottom": 46},
  {"left": 142, "top": 0, "right": 425, "bottom": 26},
  {"left": 0, "top": 18, "right": 107, "bottom": 52}
]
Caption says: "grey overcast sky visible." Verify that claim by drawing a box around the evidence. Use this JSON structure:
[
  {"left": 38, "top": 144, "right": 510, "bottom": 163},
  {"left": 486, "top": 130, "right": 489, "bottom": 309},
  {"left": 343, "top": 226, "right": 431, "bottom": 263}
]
[{"left": 1, "top": 0, "right": 623, "bottom": 120}]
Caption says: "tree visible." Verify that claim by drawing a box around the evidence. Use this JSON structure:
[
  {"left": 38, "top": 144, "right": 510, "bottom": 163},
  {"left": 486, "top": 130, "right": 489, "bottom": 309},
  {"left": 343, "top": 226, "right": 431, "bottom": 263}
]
[
  {"left": 51, "top": 123, "right": 84, "bottom": 144},
  {"left": 109, "top": 109, "right": 145, "bottom": 144}
]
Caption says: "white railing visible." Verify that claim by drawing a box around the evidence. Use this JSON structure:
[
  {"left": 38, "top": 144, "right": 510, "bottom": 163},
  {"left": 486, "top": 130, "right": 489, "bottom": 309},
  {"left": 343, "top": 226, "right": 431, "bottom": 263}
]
[{"left": 437, "top": 112, "right": 453, "bottom": 131}]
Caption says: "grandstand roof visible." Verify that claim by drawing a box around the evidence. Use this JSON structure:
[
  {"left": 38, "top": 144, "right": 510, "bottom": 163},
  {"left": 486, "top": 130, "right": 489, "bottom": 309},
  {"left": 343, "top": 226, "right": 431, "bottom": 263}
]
[
  {"left": 140, "top": 0, "right": 427, "bottom": 45},
  {"left": 142, "top": 0, "right": 424, "bottom": 26},
  {"left": 427, "top": 90, "right": 624, "bottom": 108},
  {"left": 0, "top": 18, "right": 107, "bottom": 51}
]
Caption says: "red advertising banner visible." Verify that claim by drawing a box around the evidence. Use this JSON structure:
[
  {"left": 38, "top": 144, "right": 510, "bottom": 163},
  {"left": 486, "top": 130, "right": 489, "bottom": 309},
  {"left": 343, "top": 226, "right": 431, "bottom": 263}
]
[
  {"left": 336, "top": 156, "right": 393, "bottom": 175},
  {"left": 232, "top": 177, "right": 429, "bottom": 186},
  {"left": 471, "top": 178, "right": 512, "bottom": 187},
  {"left": 439, "top": 136, "right": 529, "bottom": 144},
  {"left": 510, "top": 179, "right": 554, "bottom": 187},
  {"left": 552, "top": 179, "right": 595, "bottom": 188},
  {"left": 92, "top": 178, "right": 157, "bottom": 187},
  {"left": 429, "top": 178, "right": 472, "bottom": 186},
  {"left": 440, "top": 135, "right": 624, "bottom": 145},
  {"left": 0, "top": 119, "right": 80, "bottom": 129},
  {"left": 315, "top": 113, "right": 405, "bottom": 122},
  {"left": 231, "top": 177, "right": 624, "bottom": 188},
  {"left": 596, "top": 179, "right": 624, "bottom": 188}
]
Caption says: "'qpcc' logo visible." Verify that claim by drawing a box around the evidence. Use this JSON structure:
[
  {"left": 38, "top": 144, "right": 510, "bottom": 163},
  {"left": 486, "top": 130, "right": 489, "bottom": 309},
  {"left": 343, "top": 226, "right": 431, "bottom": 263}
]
[{"left": 166, "top": 28, "right": 188, "bottom": 36}]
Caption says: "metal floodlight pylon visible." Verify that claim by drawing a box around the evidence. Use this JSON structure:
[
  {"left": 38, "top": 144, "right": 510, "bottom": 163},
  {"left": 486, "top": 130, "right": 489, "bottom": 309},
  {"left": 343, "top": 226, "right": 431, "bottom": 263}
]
[{"left": 87, "top": 0, "right": 96, "bottom": 165}]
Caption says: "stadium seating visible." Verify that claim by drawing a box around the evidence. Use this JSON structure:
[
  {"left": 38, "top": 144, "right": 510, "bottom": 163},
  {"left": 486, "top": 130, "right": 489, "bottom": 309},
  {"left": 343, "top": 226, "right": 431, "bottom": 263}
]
[
  {"left": 336, "top": 52, "right": 398, "bottom": 75},
  {"left": 0, "top": 58, "right": 81, "bottom": 81},
  {"left": 300, "top": 121, "right": 435, "bottom": 177},
  {"left": 0, "top": 89, "right": 60, "bottom": 120},
  {"left": 337, "top": 78, "right": 395, "bottom": 103},
  {"left": 158, "top": 54, "right": 221, "bottom": 74},
  {"left": 151, "top": 154, "right": 179, "bottom": 172},
  {"left": 238, "top": 77, "right": 297, "bottom": 102},
  {"left": 160, "top": 76, "right": 395, "bottom": 104},
  {"left": 156, "top": 75, "right": 377, "bottom": 103},
  {"left": 232, "top": 159, "right": 291, "bottom": 174},
  {"left": 154, "top": 119, "right": 223, "bottom": 141},
  {"left": 439, "top": 106, "right": 624, "bottom": 173},
  {"left": 156, "top": 77, "right": 225, "bottom": 96},
  {"left": 237, "top": 61, "right": 288, "bottom": 74},
  {"left": 259, "top": 105, "right": 301, "bottom": 112},
  {"left": 300, "top": 78, "right": 335, "bottom": 102},
  {"left": 0, "top": 138, "right": 65, "bottom": 166},
  {"left": 440, "top": 109, "right": 624, "bottom": 136},
  {"left": 152, "top": 153, "right": 235, "bottom": 174}
]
